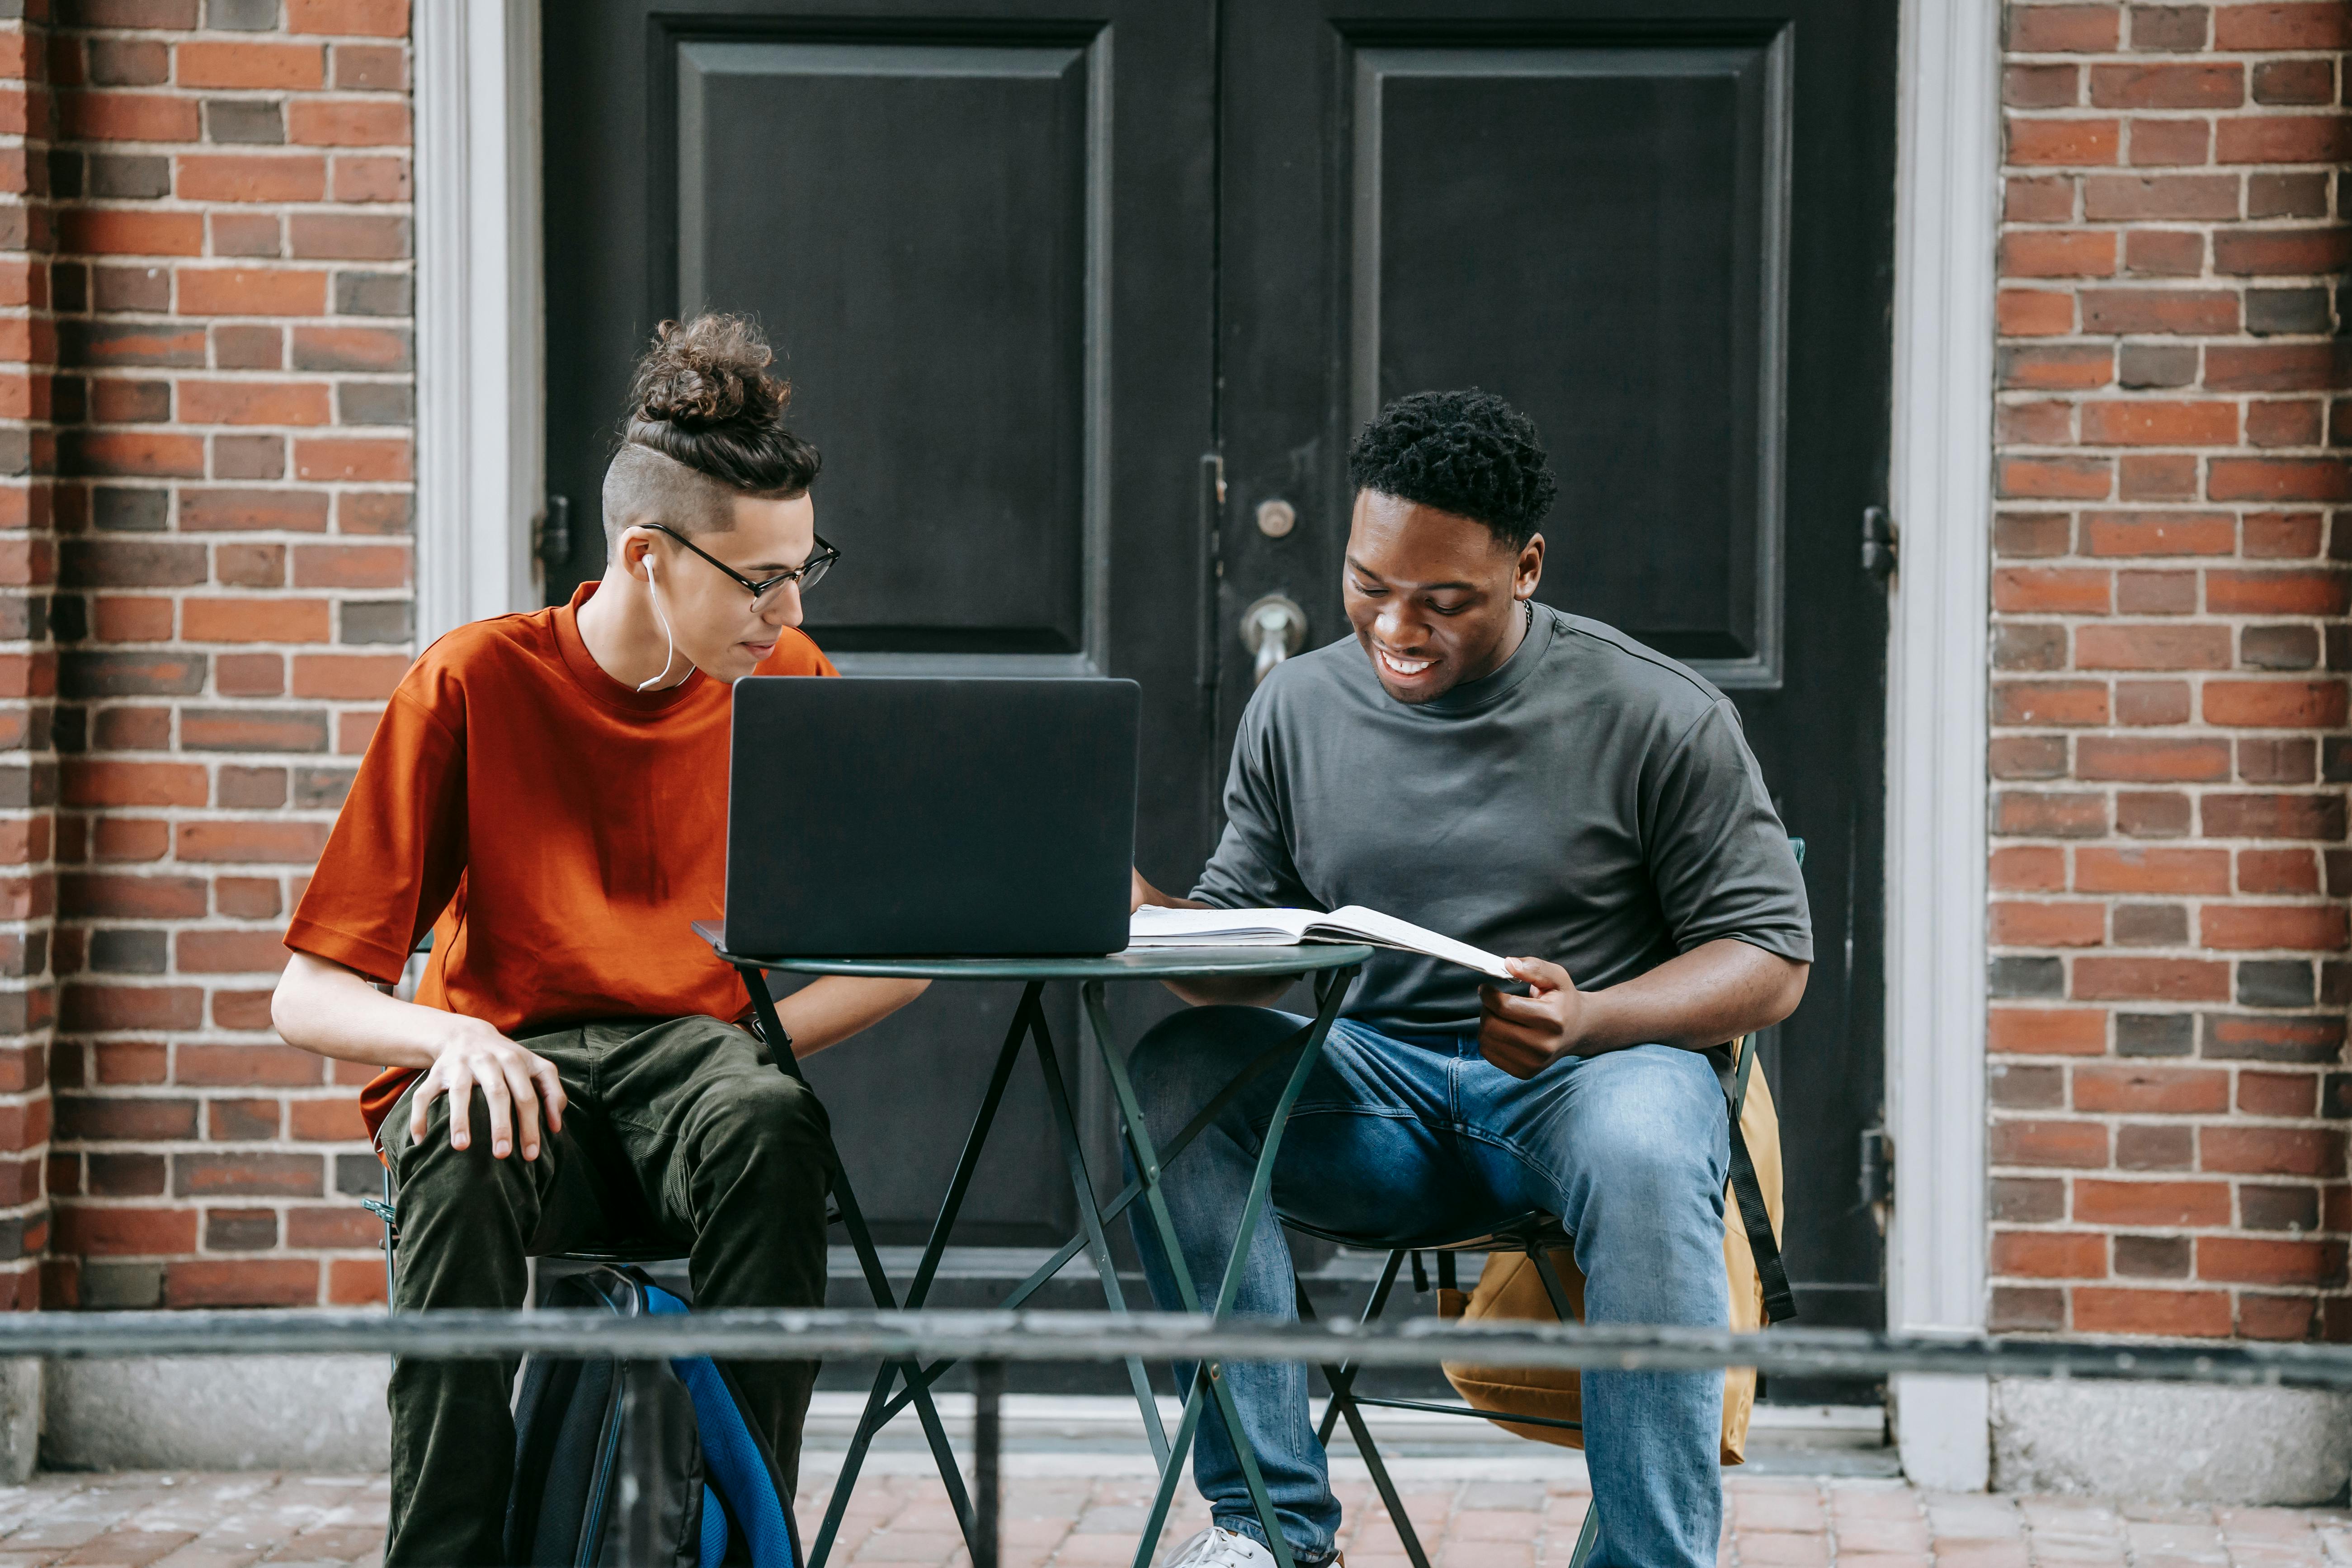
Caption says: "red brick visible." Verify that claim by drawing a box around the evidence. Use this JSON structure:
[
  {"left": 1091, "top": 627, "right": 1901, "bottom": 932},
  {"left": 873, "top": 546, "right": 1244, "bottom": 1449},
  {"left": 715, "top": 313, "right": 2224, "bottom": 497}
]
[
  {"left": 327, "top": 1258, "right": 387, "bottom": 1305},
  {"left": 2080, "top": 288, "right": 2239, "bottom": 334},
  {"left": 1993, "top": 1117, "right": 2112, "bottom": 1168},
  {"left": 178, "top": 598, "right": 330, "bottom": 645},
  {"left": 175, "top": 41, "right": 325, "bottom": 91},
  {"left": 2076, "top": 1177, "right": 2233, "bottom": 1226},
  {"left": 2080, "top": 400, "right": 2238, "bottom": 446},
  {"left": 288, "top": 1098, "right": 366, "bottom": 1142},
  {"left": 2077, "top": 736, "right": 2233, "bottom": 781},
  {"left": 174, "top": 931, "right": 290, "bottom": 975},
  {"left": 2089, "top": 63, "right": 2244, "bottom": 108},
  {"left": 288, "top": 0, "right": 411, "bottom": 34},
  {"left": 1997, "top": 790, "right": 2112, "bottom": 837},
  {"left": 179, "top": 488, "right": 330, "bottom": 532},
  {"left": 2203, "top": 791, "right": 2347, "bottom": 838},
  {"left": 331, "top": 154, "right": 409, "bottom": 204},
  {"left": 2200, "top": 1239, "right": 2347, "bottom": 1291},
  {"left": 287, "top": 99, "right": 408, "bottom": 146},
  {"left": 175, "top": 268, "right": 327, "bottom": 318},
  {"left": 1992, "top": 1230, "right": 2109, "bottom": 1278},
  {"left": 2116, "top": 680, "right": 2192, "bottom": 725},
  {"left": 2080, "top": 511, "right": 2236, "bottom": 556},
  {"left": 2003, "top": 344, "right": 2116, "bottom": 390},
  {"left": 2215, "top": 117, "right": 2352, "bottom": 165},
  {"left": 59, "top": 984, "right": 201, "bottom": 1032},
  {"left": 292, "top": 437, "right": 409, "bottom": 483},
  {"left": 2127, "top": 117, "right": 2213, "bottom": 166},
  {"left": 57, "top": 90, "right": 199, "bottom": 144},
  {"left": 60, "top": 760, "right": 205, "bottom": 809},
  {"left": 2239, "top": 848, "right": 2319, "bottom": 894},
  {"left": 2010, "top": 118, "right": 2121, "bottom": 165},
  {"left": 2001, "top": 231, "right": 2116, "bottom": 277},
  {"left": 2201, "top": 903, "right": 2350, "bottom": 949},
  {"left": 2075, "top": 625, "right": 2232, "bottom": 669},
  {"left": 1995, "top": 680, "right": 2110, "bottom": 725},
  {"left": 2204, "top": 679, "right": 2347, "bottom": 727},
  {"left": 2074, "top": 1064, "right": 2230, "bottom": 1114},
  {"left": 166, "top": 1259, "right": 317, "bottom": 1309},
  {"left": 175, "top": 1044, "right": 320, "bottom": 1087},
  {"left": 291, "top": 544, "right": 408, "bottom": 589},
  {"left": 2238, "top": 1069, "right": 2319, "bottom": 1116},
  {"left": 2010, "top": 4, "right": 2124, "bottom": 50},
  {"left": 2210, "top": 458, "right": 2352, "bottom": 502},
  {"left": 2206, "top": 568, "right": 2351, "bottom": 613},
  {"left": 2214, "top": 2, "right": 2352, "bottom": 47},
  {"left": 176, "top": 380, "right": 333, "bottom": 428},
  {"left": 2073, "top": 956, "right": 2231, "bottom": 1000},
  {"left": 174, "top": 819, "right": 329, "bottom": 864},
  {"left": 2246, "top": 400, "right": 2324, "bottom": 448},
  {"left": 2085, "top": 174, "right": 2240, "bottom": 221},
  {"left": 2120, "top": 453, "right": 2201, "bottom": 499},
  {"left": 52, "top": 1207, "right": 194, "bottom": 1258},
  {"left": 2203, "top": 1125, "right": 2343, "bottom": 1174},
  {"left": 175, "top": 154, "right": 326, "bottom": 205},
  {"left": 2240, "top": 1295, "right": 2321, "bottom": 1340},
  {"left": 1994, "top": 567, "right": 2112, "bottom": 612},
  {"left": 2000, "top": 455, "right": 2113, "bottom": 499},
  {"left": 1989, "top": 1006, "right": 2109, "bottom": 1055},
  {"left": 2206, "top": 343, "right": 2350, "bottom": 393},
  {"left": 2073, "top": 1286, "right": 2234, "bottom": 1336},
  {"left": 1993, "top": 901, "right": 2109, "bottom": 946},
  {"left": 1993, "top": 846, "right": 2070, "bottom": 891}
]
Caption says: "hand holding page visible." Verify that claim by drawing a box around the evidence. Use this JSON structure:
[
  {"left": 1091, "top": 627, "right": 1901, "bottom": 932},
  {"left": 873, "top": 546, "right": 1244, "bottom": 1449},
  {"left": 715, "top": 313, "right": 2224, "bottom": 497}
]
[{"left": 1128, "top": 904, "right": 1514, "bottom": 981}]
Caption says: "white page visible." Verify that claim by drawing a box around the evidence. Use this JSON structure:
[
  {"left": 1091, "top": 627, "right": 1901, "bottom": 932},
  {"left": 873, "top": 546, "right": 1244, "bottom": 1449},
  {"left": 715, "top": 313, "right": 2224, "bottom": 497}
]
[{"left": 1310, "top": 906, "right": 1514, "bottom": 981}]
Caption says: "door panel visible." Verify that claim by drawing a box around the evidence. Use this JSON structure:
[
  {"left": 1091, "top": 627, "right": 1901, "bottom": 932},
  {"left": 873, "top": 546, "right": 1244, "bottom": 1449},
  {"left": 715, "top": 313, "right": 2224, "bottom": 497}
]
[
  {"left": 1219, "top": 0, "right": 1897, "bottom": 1392},
  {"left": 1354, "top": 38, "right": 1788, "bottom": 680},
  {"left": 545, "top": 0, "right": 1216, "bottom": 1244},
  {"left": 676, "top": 38, "right": 1097, "bottom": 660}
]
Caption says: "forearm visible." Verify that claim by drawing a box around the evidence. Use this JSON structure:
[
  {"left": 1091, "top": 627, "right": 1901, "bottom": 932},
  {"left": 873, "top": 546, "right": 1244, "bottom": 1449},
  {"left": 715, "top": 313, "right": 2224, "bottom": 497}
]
[
  {"left": 774, "top": 975, "right": 931, "bottom": 1056},
  {"left": 271, "top": 949, "right": 452, "bottom": 1069},
  {"left": 1572, "top": 939, "right": 1808, "bottom": 1054}
]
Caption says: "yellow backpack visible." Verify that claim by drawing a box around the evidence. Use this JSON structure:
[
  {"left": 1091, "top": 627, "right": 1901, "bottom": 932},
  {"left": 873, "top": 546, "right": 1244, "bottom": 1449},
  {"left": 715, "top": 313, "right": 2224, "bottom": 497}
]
[{"left": 1433, "top": 1035, "right": 1790, "bottom": 1464}]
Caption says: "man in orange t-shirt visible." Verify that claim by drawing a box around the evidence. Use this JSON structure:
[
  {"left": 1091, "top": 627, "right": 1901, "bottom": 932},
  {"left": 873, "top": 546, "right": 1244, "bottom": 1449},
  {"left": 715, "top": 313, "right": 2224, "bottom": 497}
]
[{"left": 272, "top": 315, "right": 926, "bottom": 1565}]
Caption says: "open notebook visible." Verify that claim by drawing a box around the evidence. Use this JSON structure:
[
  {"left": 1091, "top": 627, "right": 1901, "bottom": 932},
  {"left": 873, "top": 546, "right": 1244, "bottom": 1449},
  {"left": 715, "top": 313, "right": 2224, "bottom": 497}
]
[{"left": 1127, "top": 904, "right": 1513, "bottom": 980}]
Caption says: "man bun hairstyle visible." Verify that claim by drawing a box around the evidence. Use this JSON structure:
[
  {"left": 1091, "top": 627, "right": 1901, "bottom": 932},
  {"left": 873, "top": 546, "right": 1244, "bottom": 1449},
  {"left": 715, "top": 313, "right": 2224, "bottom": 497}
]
[
  {"left": 1347, "top": 389, "right": 1556, "bottom": 551},
  {"left": 602, "top": 313, "right": 821, "bottom": 548}
]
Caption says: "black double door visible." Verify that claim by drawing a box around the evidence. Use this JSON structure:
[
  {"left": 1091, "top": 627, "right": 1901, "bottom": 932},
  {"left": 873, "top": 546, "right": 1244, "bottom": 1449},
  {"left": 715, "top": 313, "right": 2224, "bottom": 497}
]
[{"left": 545, "top": 0, "right": 1896, "bottom": 1370}]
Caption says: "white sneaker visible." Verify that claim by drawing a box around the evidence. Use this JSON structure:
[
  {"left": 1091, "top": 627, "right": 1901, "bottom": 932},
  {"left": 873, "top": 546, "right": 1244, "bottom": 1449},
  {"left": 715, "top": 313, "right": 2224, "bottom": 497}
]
[{"left": 1159, "top": 1526, "right": 1279, "bottom": 1567}]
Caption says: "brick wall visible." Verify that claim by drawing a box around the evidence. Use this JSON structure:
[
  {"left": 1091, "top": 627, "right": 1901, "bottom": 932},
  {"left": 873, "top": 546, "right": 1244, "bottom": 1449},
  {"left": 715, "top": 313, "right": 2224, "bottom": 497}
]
[
  {"left": 32, "top": 0, "right": 410, "bottom": 1311},
  {"left": 1990, "top": 0, "right": 2352, "bottom": 1340}
]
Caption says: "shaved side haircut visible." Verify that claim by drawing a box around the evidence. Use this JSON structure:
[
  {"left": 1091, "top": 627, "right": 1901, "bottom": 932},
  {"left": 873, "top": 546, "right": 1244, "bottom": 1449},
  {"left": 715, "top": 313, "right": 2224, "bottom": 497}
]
[{"left": 599, "top": 313, "right": 822, "bottom": 553}]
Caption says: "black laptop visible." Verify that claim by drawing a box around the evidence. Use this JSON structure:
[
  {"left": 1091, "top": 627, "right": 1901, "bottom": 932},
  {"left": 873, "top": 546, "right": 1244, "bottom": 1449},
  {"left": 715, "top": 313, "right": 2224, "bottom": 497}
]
[{"left": 721, "top": 676, "right": 1140, "bottom": 958}]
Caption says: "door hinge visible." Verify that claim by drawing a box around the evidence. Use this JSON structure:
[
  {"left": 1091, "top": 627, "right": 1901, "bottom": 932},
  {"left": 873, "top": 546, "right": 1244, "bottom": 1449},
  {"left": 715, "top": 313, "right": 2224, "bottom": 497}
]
[
  {"left": 536, "top": 494, "right": 572, "bottom": 569},
  {"left": 1860, "top": 1123, "right": 1893, "bottom": 1235},
  {"left": 1862, "top": 506, "right": 1897, "bottom": 583}
]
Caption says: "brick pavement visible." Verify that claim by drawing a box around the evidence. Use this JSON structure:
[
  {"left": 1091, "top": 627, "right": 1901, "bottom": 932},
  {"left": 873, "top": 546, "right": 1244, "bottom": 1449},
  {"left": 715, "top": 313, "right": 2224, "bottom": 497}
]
[{"left": 0, "top": 1469, "right": 2339, "bottom": 1566}]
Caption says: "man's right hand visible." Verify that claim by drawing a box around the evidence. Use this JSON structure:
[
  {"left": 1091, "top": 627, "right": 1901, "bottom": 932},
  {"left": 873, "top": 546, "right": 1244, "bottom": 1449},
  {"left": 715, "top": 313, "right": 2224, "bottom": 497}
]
[{"left": 412, "top": 1016, "right": 567, "bottom": 1161}]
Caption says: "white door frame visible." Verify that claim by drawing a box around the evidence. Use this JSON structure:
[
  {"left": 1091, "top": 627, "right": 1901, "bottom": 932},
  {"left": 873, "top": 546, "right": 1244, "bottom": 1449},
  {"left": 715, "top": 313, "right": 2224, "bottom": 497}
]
[
  {"left": 413, "top": 0, "right": 2007, "bottom": 1488},
  {"left": 1883, "top": 0, "right": 2002, "bottom": 1490},
  {"left": 414, "top": 0, "right": 545, "bottom": 649}
]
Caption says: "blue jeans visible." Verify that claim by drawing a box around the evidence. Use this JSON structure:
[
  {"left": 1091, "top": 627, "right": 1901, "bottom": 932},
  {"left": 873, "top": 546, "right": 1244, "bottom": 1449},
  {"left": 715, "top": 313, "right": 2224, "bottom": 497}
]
[{"left": 1125, "top": 1007, "right": 1731, "bottom": 1568}]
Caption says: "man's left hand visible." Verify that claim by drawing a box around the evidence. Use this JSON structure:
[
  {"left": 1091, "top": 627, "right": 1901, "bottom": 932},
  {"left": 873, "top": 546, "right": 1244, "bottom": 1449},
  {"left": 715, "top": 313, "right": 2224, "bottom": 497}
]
[{"left": 1478, "top": 957, "right": 1592, "bottom": 1079}]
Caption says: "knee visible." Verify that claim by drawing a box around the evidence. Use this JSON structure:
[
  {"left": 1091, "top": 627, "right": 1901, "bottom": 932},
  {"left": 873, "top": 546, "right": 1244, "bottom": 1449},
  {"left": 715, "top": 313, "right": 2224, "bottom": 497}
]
[
  {"left": 1576, "top": 1051, "right": 1727, "bottom": 1206},
  {"left": 397, "top": 1087, "right": 536, "bottom": 1202}
]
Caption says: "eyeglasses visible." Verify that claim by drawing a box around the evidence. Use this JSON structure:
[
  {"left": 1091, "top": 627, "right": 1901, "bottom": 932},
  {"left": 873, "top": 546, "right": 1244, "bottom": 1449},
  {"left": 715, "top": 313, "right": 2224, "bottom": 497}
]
[{"left": 644, "top": 522, "right": 839, "bottom": 603}]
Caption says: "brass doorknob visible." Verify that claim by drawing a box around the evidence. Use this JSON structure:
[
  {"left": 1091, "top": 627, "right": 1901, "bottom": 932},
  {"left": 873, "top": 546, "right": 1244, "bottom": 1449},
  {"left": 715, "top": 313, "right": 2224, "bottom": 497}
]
[{"left": 1239, "top": 594, "right": 1307, "bottom": 685}]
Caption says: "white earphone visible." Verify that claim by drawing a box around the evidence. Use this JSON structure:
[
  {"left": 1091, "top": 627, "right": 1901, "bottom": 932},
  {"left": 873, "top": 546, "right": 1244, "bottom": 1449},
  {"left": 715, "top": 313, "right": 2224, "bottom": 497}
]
[{"left": 636, "top": 551, "right": 682, "bottom": 692}]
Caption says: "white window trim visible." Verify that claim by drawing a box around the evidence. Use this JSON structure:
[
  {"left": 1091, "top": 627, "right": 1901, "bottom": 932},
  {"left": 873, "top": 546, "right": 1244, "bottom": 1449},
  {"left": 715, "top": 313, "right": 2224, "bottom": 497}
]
[
  {"left": 414, "top": 0, "right": 545, "bottom": 650},
  {"left": 1885, "top": 0, "right": 2002, "bottom": 1491}
]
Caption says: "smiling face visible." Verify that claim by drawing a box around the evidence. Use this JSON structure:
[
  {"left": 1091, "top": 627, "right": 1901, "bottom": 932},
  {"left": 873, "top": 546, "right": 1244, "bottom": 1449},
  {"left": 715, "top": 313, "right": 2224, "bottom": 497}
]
[
  {"left": 1342, "top": 489, "right": 1545, "bottom": 703},
  {"left": 620, "top": 490, "right": 818, "bottom": 682}
]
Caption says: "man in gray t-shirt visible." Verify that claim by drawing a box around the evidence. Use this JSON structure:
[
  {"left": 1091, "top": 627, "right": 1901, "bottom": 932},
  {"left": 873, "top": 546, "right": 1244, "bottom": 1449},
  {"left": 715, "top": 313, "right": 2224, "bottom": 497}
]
[{"left": 1132, "top": 392, "right": 1811, "bottom": 1568}]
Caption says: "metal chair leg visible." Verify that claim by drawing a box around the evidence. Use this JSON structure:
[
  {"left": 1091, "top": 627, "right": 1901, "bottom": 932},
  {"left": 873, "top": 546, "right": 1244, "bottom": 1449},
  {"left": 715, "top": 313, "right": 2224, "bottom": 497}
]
[{"left": 1296, "top": 1281, "right": 1430, "bottom": 1568}]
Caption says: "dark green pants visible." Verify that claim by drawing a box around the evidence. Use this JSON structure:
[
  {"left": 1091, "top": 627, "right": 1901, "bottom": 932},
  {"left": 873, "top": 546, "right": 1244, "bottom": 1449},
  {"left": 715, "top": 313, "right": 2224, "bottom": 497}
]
[{"left": 380, "top": 1015, "right": 834, "bottom": 1566}]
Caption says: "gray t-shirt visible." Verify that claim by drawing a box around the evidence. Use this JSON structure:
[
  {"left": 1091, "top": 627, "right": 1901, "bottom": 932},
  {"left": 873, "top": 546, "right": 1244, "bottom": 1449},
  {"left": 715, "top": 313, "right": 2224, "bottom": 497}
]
[{"left": 1193, "top": 605, "right": 1813, "bottom": 1039}]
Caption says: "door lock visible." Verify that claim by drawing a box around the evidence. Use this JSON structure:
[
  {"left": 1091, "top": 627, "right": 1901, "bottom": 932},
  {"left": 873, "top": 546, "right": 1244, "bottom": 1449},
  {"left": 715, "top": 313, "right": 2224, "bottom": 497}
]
[
  {"left": 1254, "top": 498, "right": 1297, "bottom": 538},
  {"left": 1239, "top": 594, "right": 1307, "bottom": 685}
]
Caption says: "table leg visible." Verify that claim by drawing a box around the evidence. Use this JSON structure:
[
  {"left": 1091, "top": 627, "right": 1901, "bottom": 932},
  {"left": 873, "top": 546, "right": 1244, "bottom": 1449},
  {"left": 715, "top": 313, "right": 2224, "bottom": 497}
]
[
  {"left": 1029, "top": 1002, "right": 1172, "bottom": 1465},
  {"left": 734, "top": 963, "right": 982, "bottom": 1566},
  {"left": 1089, "top": 965, "right": 1359, "bottom": 1568}
]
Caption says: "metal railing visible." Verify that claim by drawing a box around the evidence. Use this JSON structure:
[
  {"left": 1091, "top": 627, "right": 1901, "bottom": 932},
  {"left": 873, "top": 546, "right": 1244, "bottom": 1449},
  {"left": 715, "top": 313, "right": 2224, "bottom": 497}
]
[{"left": 11, "top": 1306, "right": 2346, "bottom": 1566}]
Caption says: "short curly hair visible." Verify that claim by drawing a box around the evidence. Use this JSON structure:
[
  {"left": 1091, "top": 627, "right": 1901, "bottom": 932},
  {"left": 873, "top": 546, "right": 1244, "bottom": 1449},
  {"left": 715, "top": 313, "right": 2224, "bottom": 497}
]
[{"left": 1347, "top": 389, "right": 1556, "bottom": 550}]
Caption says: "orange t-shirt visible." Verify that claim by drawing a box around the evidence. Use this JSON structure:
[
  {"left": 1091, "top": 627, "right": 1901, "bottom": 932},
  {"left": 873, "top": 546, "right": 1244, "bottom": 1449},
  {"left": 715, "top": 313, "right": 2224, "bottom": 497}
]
[{"left": 283, "top": 580, "right": 838, "bottom": 1138}]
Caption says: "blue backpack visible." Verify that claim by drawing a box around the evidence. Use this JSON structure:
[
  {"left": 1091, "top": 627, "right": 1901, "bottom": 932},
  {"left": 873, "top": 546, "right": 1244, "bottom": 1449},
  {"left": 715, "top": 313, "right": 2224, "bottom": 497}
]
[{"left": 504, "top": 1266, "right": 801, "bottom": 1567}]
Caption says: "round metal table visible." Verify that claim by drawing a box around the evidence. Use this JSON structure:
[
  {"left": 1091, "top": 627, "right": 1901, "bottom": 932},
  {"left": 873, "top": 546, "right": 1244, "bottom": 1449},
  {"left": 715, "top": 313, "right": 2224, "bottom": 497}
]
[{"left": 698, "top": 928, "right": 1372, "bottom": 1568}]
